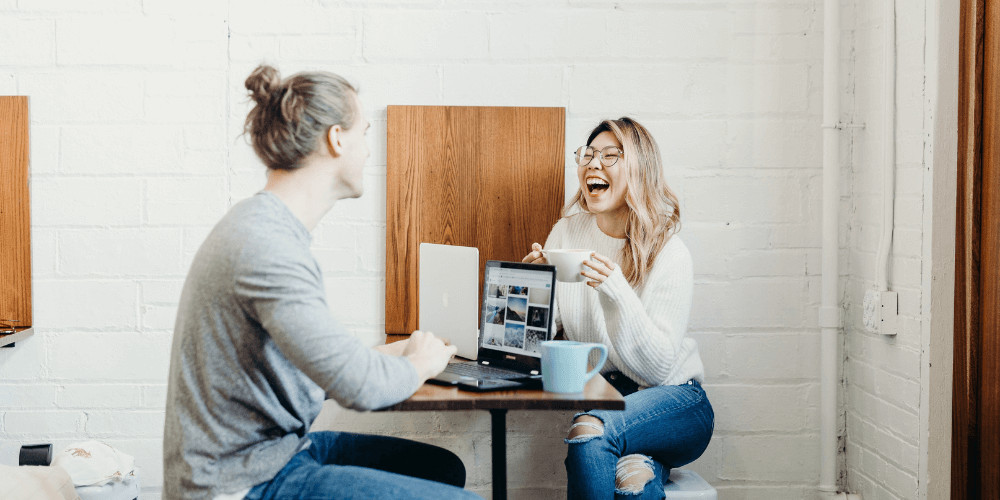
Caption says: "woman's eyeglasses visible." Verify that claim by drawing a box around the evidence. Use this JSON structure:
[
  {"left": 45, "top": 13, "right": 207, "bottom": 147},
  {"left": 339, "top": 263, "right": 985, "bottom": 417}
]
[{"left": 574, "top": 146, "right": 623, "bottom": 167}]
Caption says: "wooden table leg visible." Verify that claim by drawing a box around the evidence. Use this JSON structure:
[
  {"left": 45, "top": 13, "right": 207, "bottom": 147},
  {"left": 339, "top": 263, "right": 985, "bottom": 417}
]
[{"left": 490, "top": 409, "right": 507, "bottom": 500}]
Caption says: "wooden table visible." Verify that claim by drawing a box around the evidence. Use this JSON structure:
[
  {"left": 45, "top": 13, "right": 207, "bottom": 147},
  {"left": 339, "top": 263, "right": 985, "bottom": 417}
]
[{"left": 381, "top": 374, "right": 625, "bottom": 500}]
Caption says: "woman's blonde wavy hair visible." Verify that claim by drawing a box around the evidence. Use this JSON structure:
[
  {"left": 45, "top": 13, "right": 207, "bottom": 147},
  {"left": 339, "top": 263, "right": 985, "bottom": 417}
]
[{"left": 566, "top": 117, "right": 681, "bottom": 289}]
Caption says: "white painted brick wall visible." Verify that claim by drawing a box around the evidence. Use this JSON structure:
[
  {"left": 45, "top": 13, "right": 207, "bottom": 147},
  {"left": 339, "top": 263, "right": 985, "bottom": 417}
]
[
  {"left": 55, "top": 15, "right": 177, "bottom": 66},
  {"left": 843, "top": 0, "right": 933, "bottom": 498},
  {"left": 0, "top": 0, "right": 943, "bottom": 498},
  {"left": 32, "top": 281, "right": 138, "bottom": 330},
  {"left": 4, "top": 411, "right": 85, "bottom": 436},
  {"left": 0, "top": 18, "right": 56, "bottom": 66},
  {"left": 55, "top": 384, "right": 142, "bottom": 409},
  {"left": 32, "top": 178, "right": 143, "bottom": 226}
]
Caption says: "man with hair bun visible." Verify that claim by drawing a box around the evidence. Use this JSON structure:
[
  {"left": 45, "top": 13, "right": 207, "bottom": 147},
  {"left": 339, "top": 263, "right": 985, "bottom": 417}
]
[{"left": 164, "top": 64, "right": 479, "bottom": 499}]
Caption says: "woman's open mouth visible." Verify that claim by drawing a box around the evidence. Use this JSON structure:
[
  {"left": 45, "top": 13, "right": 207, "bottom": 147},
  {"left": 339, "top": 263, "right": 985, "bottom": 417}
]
[{"left": 586, "top": 176, "right": 610, "bottom": 196}]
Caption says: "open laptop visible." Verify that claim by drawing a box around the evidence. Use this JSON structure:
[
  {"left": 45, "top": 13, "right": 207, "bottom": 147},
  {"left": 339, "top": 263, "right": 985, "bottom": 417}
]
[{"left": 419, "top": 244, "right": 557, "bottom": 389}]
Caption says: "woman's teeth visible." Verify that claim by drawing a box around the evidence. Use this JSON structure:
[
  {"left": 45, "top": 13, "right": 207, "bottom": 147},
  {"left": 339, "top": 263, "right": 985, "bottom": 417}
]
[{"left": 586, "top": 178, "right": 610, "bottom": 194}]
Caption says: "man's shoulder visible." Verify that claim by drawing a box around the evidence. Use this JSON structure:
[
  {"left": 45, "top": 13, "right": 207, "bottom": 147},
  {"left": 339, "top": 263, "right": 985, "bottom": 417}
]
[
  {"left": 202, "top": 196, "right": 313, "bottom": 275},
  {"left": 224, "top": 195, "right": 306, "bottom": 245}
]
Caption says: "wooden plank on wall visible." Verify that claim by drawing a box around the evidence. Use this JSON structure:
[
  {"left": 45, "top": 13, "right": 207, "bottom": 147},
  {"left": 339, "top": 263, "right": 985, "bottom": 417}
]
[
  {"left": 954, "top": 0, "right": 993, "bottom": 497},
  {"left": 386, "top": 106, "right": 565, "bottom": 335},
  {"left": 977, "top": 0, "right": 1000, "bottom": 496},
  {"left": 0, "top": 96, "right": 31, "bottom": 328}
]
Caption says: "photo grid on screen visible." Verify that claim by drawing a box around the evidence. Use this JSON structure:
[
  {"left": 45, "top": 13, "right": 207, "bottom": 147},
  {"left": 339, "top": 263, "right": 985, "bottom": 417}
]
[{"left": 483, "top": 278, "right": 552, "bottom": 356}]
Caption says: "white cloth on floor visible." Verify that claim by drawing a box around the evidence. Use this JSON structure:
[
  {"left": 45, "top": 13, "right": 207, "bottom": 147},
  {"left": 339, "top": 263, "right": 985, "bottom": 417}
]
[{"left": 51, "top": 441, "right": 134, "bottom": 487}]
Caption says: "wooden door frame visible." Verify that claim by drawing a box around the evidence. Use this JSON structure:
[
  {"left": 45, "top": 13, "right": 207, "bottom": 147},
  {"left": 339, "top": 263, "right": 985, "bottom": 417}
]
[{"left": 953, "top": 0, "right": 1000, "bottom": 497}]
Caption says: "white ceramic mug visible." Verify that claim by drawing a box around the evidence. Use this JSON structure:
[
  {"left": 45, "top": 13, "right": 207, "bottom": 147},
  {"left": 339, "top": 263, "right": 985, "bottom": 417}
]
[{"left": 543, "top": 249, "right": 592, "bottom": 283}]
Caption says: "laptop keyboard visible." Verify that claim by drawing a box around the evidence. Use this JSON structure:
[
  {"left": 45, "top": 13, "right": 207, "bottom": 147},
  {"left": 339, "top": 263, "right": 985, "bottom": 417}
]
[{"left": 444, "top": 362, "right": 525, "bottom": 380}]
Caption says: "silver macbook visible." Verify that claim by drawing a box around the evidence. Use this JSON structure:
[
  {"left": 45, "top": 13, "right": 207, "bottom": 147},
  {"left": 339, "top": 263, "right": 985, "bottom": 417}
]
[{"left": 419, "top": 243, "right": 481, "bottom": 360}]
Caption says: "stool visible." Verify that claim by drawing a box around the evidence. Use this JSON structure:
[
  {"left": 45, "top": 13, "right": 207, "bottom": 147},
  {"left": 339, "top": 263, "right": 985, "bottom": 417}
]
[{"left": 664, "top": 468, "right": 716, "bottom": 499}]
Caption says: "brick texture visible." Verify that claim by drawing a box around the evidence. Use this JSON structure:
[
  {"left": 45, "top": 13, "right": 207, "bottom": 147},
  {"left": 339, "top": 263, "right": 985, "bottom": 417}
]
[{"left": 843, "top": 0, "right": 930, "bottom": 498}]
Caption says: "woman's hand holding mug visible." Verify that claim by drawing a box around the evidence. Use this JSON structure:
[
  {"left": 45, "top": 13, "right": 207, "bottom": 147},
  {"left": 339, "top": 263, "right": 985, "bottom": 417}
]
[
  {"left": 521, "top": 242, "right": 547, "bottom": 264},
  {"left": 582, "top": 252, "right": 616, "bottom": 289}
]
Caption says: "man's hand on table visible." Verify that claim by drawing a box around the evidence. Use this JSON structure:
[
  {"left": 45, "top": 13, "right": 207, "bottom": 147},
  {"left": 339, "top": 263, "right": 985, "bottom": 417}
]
[{"left": 400, "top": 330, "right": 457, "bottom": 382}]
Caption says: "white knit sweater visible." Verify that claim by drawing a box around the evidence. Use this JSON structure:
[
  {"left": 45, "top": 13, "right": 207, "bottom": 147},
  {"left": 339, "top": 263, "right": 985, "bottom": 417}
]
[{"left": 544, "top": 213, "right": 704, "bottom": 387}]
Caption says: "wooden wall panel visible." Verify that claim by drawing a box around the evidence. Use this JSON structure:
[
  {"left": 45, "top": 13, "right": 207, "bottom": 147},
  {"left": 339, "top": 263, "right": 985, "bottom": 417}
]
[
  {"left": 978, "top": 0, "right": 1000, "bottom": 495},
  {"left": 952, "top": 2, "right": 983, "bottom": 497},
  {"left": 0, "top": 96, "right": 31, "bottom": 329},
  {"left": 953, "top": 0, "right": 1000, "bottom": 497},
  {"left": 386, "top": 106, "right": 565, "bottom": 335}
]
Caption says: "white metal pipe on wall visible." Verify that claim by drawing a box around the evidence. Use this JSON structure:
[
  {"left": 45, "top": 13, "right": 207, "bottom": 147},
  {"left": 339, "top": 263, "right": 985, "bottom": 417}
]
[
  {"left": 819, "top": 0, "right": 895, "bottom": 495},
  {"left": 877, "top": 0, "right": 897, "bottom": 291},
  {"left": 819, "top": 0, "right": 841, "bottom": 494}
]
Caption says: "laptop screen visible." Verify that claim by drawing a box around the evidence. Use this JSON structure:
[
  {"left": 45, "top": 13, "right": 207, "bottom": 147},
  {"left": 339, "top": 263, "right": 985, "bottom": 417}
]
[{"left": 480, "top": 261, "right": 556, "bottom": 359}]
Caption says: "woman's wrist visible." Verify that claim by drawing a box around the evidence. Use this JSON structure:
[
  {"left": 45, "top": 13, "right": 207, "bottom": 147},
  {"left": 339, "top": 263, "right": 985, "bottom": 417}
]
[{"left": 594, "top": 266, "right": 629, "bottom": 298}]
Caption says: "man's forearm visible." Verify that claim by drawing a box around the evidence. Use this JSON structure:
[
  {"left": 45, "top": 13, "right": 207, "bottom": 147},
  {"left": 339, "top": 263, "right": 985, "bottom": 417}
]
[{"left": 373, "top": 338, "right": 408, "bottom": 356}]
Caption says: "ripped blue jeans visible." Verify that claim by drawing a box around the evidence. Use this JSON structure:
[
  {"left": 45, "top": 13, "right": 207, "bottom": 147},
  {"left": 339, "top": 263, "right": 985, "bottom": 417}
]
[{"left": 565, "top": 379, "right": 714, "bottom": 500}]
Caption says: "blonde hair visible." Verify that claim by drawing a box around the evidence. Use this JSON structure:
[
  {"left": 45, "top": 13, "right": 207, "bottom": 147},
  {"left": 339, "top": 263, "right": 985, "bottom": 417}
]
[
  {"left": 243, "top": 64, "right": 357, "bottom": 170},
  {"left": 566, "top": 117, "right": 681, "bottom": 289}
]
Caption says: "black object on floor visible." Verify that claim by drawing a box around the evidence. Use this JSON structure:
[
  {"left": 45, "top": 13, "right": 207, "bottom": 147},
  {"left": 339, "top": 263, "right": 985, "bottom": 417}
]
[{"left": 19, "top": 443, "right": 52, "bottom": 466}]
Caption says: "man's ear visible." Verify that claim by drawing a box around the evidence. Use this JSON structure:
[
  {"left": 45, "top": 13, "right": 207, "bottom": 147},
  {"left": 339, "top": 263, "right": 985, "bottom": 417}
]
[{"left": 325, "top": 125, "right": 344, "bottom": 157}]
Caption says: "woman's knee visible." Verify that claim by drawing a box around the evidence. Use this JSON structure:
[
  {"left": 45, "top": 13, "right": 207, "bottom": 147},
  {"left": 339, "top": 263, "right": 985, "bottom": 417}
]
[
  {"left": 565, "top": 414, "right": 605, "bottom": 443},
  {"left": 614, "top": 454, "right": 655, "bottom": 495}
]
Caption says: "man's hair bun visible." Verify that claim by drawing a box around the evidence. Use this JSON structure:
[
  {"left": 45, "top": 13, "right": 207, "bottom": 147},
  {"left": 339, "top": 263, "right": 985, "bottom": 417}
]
[
  {"left": 242, "top": 64, "right": 358, "bottom": 171},
  {"left": 244, "top": 65, "right": 283, "bottom": 106}
]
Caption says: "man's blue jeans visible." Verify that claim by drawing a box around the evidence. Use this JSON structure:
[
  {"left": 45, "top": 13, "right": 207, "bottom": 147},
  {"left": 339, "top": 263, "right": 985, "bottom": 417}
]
[
  {"left": 565, "top": 379, "right": 714, "bottom": 500},
  {"left": 245, "top": 431, "right": 480, "bottom": 500}
]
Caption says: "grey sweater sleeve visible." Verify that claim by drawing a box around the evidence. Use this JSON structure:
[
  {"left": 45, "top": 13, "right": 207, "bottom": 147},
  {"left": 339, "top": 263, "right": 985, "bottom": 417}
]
[{"left": 233, "top": 245, "right": 420, "bottom": 411}]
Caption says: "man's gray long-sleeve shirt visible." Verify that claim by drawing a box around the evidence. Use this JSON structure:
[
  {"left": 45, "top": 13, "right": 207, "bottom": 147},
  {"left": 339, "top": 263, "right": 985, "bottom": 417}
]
[{"left": 163, "top": 192, "right": 419, "bottom": 499}]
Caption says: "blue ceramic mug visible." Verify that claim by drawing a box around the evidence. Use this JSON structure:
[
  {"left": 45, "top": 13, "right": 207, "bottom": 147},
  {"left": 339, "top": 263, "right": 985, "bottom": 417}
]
[{"left": 540, "top": 340, "right": 608, "bottom": 393}]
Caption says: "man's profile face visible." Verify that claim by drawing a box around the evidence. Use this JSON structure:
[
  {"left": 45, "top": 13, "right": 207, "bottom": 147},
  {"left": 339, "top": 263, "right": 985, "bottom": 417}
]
[{"left": 339, "top": 93, "right": 370, "bottom": 199}]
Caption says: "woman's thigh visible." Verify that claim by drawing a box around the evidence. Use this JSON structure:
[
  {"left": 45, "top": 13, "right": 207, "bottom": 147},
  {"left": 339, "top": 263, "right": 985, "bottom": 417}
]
[{"left": 583, "top": 381, "right": 714, "bottom": 468}]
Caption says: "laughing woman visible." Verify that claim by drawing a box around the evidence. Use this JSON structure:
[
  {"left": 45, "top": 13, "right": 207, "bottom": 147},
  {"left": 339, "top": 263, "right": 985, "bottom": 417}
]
[{"left": 523, "top": 117, "right": 713, "bottom": 499}]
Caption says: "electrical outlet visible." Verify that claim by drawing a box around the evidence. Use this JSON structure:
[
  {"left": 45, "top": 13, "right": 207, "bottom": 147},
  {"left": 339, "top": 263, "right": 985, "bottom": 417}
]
[
  {"left": 862, "top": 289, "right": 879, "bottom": 333},
  {"left": 863, "top": 289, "right": 898, "bottom": 335},
  {"left": 879, "top": 291, "right": 898, "bottom": 336}
]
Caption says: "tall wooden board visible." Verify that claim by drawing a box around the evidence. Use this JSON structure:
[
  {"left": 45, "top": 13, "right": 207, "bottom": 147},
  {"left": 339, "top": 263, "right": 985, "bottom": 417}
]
[
  {"left": 386, "top": 106, "right": 565, "bottom": 334},
  {"left": 0, "top": 97, "right": 31, "bottom": 329}
]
